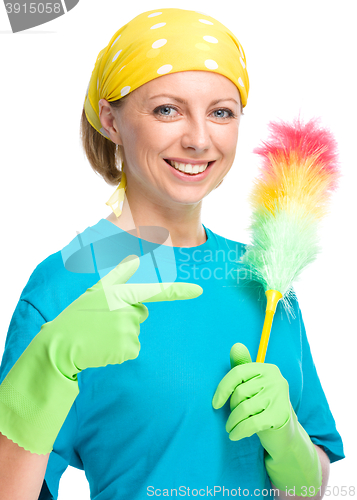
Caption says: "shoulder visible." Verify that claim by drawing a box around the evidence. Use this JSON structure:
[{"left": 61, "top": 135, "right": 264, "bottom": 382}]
[
  {"left": 20, "top": 251, "right": 67, "bottom": 302},
  {"left": 204, "top": 225, "right": 247, "bottom": 260},
  {"left": 20, "top": 219, "right": 109, "bottom": 319}
]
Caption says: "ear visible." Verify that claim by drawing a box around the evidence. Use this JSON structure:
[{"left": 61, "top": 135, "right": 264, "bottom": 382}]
[{"left": 98, "top": 99, "right": 123, "bottom": 145}]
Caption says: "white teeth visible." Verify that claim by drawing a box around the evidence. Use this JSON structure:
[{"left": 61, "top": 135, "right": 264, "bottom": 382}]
[{"left": 168, "top": 160, "right": 209, "bottom": 174}]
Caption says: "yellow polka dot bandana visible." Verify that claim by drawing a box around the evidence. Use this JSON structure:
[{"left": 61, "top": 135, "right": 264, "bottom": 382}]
[{"left": 84, "top": 8, "right": 250, "bottom": 140}]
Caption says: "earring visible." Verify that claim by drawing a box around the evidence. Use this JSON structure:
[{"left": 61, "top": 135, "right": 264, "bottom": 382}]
[{"left": 105, "top": 163, "right": 127, "bottom": 217}]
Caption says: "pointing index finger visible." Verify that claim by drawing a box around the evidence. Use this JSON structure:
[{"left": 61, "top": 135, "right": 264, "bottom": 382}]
[{"left": 123, "top": 282, "right": 203, "bottom": 304}]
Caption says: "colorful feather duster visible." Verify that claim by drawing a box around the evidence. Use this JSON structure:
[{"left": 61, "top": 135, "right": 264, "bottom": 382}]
[{"left": 241, "top": 116, "right": 340, "bottom": 362}]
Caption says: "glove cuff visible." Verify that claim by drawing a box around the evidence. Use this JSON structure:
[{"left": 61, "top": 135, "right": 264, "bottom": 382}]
[
  {"left": 0, "top": 325, "right": 80, "bottom": 454},
  {"left": 258, "top": 406, "right": 322, "bottom": 496},
  {"left": 0, "top": 374, "right": 79, "bottom": 455}
]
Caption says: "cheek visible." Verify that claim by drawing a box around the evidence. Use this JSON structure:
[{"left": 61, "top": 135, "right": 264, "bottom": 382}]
[
  {"left": 121, "top": 123, "right": 153, "bottom": 162},
  {"left": 148, "top": 122, "right": 180, "bottom": 144},
  {"left": 215, "top": 125, "right": 239, "bottom": 155},
  {"left": 126, "top": 121, "right": 175, "bottom": 155}
]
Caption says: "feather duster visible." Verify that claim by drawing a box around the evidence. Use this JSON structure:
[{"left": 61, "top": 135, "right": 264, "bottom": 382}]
[{"left": 241, "top": 117, "right": 340, "bottom": 362}]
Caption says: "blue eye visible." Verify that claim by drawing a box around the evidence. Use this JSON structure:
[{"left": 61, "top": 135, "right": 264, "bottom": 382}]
[
  {"left": 212, "top": 109, "right": 234, "bottom": 119},
  {"left": 161, "top": 106, "right": 173, "bottom": 115},
  {"left": 154, "top": 105, "right": 178, "bottom": 117}
]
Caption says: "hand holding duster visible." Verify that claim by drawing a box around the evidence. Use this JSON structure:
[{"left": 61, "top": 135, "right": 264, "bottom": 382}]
[
  {"left": 212, "top": 343, "right": 322, "bottom": 497},
  {"left": 241, "top": 117, "right": 340, "bottom": 362}
]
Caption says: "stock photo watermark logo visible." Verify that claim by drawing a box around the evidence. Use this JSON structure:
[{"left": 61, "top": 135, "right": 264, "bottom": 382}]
[
  {"left": 4, "top": 0, "right": 79, "bottom": 32},
  {"left": 60, "top": 225, "right": 179, "bottom": 310},
  {"left": 59, "top": 223, "right": 258, "bottom": 313},
  {"left": 177, "top": 246, "right": 252, "bottom": 284}
]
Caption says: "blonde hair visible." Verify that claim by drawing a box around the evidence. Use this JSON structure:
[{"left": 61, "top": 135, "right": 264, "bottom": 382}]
[{"left": 80, "top": 98, "right": 127, "bottom": 186}]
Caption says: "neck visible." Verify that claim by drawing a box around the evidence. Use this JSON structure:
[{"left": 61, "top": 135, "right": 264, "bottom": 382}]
[{"left": 106, "top": 189, "right": 207, "bottom": 248}]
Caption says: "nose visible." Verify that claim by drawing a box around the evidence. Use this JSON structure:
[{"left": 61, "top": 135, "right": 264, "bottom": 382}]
[{"left": 180, "top": 114, "right": 212, "bottom": 153}]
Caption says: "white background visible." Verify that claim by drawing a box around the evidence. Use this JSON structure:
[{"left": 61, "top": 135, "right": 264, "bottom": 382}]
[{"left": 0, "top": 0, "right": 356, "bottom": 498}]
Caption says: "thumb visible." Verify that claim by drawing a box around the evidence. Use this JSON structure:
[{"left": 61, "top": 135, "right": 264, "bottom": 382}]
[
  {"left": 91, "top": 255, "right": 141, "bottom": 292},
  {"left": 230, "top": 343, "right": 252, "bottom": 369},
  {"left": 212, "top": 343, "right": 252, "bottom": 410}
]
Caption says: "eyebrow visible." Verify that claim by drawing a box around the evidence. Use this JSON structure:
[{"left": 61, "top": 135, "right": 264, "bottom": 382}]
[{"left": 149, "top": 94, "right": 239, "bottom": 106}]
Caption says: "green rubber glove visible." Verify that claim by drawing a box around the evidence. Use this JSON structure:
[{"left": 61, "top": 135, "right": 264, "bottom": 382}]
[
  {"left": 212, "top": 343, "right": 322, "bottom": 496},
  {"left": 0, "top": 255, "right": 203, "bottom": 455}
]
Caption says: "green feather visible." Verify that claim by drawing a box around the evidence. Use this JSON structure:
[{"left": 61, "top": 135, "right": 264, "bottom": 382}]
[{"left": 241, "top": 200, "right": 320, "bottom": 313}]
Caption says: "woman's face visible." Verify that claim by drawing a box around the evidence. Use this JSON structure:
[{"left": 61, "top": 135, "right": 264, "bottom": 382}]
[{"left": 100, "top": 71, "right": 241, "bottom": 210}]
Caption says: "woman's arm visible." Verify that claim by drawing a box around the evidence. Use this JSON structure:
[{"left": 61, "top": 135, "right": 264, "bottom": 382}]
[
  {"left": 272, "top": 445, "right": 330, "bottom": 499},
  {"left": 0, "top": 432, "right": 49, "bottom": 500}
]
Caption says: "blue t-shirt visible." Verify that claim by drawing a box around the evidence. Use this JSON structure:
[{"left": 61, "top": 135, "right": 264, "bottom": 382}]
[{"left": 0, "top": 219, "right": 344, "bottom": 499}]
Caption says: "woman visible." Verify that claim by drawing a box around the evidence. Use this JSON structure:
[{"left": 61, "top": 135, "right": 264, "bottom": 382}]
[{"left": 0, "top": 8, "right": 344, "bottom": 500}]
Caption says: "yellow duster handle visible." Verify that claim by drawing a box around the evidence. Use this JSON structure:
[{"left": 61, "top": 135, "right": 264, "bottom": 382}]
[{"left": 256, "top": 289, "right": 283, "bottom": 363}]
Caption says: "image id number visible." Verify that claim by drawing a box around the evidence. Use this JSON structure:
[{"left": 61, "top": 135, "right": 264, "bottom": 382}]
[
  {"left": 5, "top": 3, "right": 61, "bottom": 14},
  {"left": 301, "top": 485, "right": 356, "bottom": 497},
  {"left": 325, "top": 486, "right": 356, "bottom": 496}
]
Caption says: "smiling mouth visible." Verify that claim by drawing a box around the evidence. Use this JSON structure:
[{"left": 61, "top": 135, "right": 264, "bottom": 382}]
[{"left": 164, "top": 159, "right": 213, "bottom": 175}]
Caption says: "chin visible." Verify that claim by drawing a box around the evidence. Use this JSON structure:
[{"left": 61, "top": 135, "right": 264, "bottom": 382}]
[{"left": 166, "top": 190, "right": 209, "bottom": 206}]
